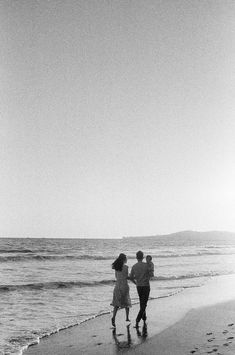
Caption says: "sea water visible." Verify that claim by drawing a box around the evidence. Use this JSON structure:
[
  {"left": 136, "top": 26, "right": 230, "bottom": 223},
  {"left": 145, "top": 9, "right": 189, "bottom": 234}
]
[{"left": 1, "top": 231, "right": 235, "bottom": 355}]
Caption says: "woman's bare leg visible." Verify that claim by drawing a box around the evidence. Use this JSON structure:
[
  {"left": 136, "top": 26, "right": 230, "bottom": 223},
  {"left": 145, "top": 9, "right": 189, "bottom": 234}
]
[
  {"left": 112, "top": 306, "right": 118, "bottom": 327},
  {"left": 125, "top": 307, "right": 130, "bottom": 321}
]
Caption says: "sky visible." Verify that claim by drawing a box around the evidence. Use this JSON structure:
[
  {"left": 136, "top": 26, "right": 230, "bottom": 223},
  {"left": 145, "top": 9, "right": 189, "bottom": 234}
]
[{"left": 1, "top": 0, "right": 235, "bottom": 238}]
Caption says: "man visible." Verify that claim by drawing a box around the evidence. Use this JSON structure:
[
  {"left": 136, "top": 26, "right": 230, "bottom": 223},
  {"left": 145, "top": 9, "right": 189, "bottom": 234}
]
[{"left": 129, "top": 250, "right": 152, "bottom": 328}]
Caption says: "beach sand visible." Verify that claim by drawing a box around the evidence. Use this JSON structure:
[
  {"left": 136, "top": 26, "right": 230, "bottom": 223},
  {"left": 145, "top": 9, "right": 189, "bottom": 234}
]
[
  {"left": 24, "top": 275, "right": 235, "bottom": 355},
  {"left": 127, "top": 301, "right": 235, "bottom": 355}
]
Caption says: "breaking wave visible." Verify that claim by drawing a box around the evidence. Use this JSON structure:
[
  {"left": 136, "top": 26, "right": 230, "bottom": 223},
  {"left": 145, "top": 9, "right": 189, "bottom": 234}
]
[
  {"left": 1, "top": 270, "right": 234, "bottom": 293},
  {"left": 1, "top": 249, "right": 235, "bottom": 263}
]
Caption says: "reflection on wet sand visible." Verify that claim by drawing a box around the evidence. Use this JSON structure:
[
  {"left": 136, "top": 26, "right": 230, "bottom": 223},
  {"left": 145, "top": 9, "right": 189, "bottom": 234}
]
[
  {"left": 112, "top": 323, "right": 148, "bottom": 352},
  {"left": 135, "top": 323, "right": 148, "bottom": 340},
  {"left": 112, "top": 324, "right": 132, "bottom": 350}
]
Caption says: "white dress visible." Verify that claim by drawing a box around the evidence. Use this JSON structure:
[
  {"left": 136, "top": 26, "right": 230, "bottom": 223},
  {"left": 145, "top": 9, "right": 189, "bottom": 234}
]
[{"left": 111, "top": 264, "right": 131, "bottom": 308}]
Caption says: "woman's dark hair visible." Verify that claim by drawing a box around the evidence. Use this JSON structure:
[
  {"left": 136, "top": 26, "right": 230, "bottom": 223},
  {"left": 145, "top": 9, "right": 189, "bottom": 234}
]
[{"left": 112, "top": 253, "right": 127, "bottom": 271}]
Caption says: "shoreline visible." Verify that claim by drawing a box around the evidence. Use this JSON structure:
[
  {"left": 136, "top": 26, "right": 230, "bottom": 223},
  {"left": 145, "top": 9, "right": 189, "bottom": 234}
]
[{"left": 24, "top": 274, "right": 235, "bottom": 355}]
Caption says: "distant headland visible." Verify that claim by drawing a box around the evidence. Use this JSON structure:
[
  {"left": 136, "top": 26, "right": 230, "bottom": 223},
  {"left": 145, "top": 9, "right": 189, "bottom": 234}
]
[{"left": 123, "top": 230, "right": 235, "bottom": 239}]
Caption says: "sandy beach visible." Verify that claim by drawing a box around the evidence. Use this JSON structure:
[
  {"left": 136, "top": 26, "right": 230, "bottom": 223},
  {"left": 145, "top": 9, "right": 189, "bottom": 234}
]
[
  {"left": 128, "top": 300, "right": 235, "bottom": 355},
  {"left": 24, "top": 274, "right": 235, "bottom": 355}
]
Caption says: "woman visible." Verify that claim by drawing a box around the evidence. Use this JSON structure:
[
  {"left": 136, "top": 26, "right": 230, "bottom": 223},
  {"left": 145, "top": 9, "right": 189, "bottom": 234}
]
[{"left": 111, "top": 253, "right": 131, "bottom": 327}]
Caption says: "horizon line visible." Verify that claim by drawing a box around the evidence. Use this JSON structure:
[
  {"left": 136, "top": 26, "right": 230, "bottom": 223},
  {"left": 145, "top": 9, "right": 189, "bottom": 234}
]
[{"left": 0, "top": 230, "right": 234, "bottom": 239}]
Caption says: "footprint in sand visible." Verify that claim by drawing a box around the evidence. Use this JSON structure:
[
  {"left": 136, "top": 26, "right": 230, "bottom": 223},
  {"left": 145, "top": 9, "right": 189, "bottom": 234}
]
[
  {"left": 92, "top": 335, "right": 97, "bottom": 337},
  {"left": 207, "top": 332, "right": 213, "bottom": 335},
  {"left": 223, "top": 330, "right": 228, "bottom": 334},
  {"left": 223, "top": 343, "right": 229, "bottom": 346},
  {"left": 228, "top": 323, "right": 234, "bottom": 327},
  {"left": 208, "top": 338, "right": 215, "bottom": 342},
  {"left": 207, "top": 349, "right": 218, "bottom": 353},
  {"left": 227, "top": 336, "right": 234, "bottom": 340},
  {"left": 96, "top": 342, "right": 102, "bottom": 346},
  {"left": 190, "top": 346, "right": 199, "bottom": 353}
]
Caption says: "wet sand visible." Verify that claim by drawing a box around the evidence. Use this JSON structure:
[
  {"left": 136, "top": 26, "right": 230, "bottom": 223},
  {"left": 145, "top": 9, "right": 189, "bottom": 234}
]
[
  {"left": 24, "top": 275, "right": 235, "bottom": 355},
  {"left": 128, "top": 301, "right": 235, "bottom": 355}
]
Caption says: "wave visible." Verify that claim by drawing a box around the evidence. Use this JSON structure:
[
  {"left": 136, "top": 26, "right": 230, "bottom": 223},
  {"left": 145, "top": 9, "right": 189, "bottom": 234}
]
[
  {"left": 0, "top": 279, "right": 116, "bottom": 292},
  {"left": 156, "top": 251, "right": 235, "bottom": 258},
  {"left": 1, "top": 249, "right": 235, "bottom": 263},
  {"left": 0, "top": 248, "right": 33, "bottom": 253},
  {"left": 1, "top": 271, "right": 234, "bottom": 293},
  {"left": 152, "top": 271, "right": 224, "bottom": 281},
  {"left": 0, "top": 254, "right": 114, "bottom": 262}
]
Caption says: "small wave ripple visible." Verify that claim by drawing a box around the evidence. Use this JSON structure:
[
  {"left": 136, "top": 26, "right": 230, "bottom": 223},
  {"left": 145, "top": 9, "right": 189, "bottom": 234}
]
[
  {"left": 1, "top": 250, "right": 235, "bottom": 263},
  {"left": 1, "top": 270, "right": 234, "bottom": 294}
]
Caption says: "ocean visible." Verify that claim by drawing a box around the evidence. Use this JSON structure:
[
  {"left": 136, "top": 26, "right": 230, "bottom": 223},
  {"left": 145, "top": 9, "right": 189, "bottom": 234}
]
[{"left": 1, "top": 231, "right": 235, "bottom": 355}]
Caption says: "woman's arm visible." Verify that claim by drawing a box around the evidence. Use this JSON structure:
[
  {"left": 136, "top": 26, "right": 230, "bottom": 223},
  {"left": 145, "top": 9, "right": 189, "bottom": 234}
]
[{"left": 128, "top": 266, "right": 136, "bottom": 284}]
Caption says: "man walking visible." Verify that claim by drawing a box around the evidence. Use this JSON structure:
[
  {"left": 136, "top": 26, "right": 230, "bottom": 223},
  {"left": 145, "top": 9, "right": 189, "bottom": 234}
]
[{"left": 129, "top": 250, "right": 152, "bottom": 328}]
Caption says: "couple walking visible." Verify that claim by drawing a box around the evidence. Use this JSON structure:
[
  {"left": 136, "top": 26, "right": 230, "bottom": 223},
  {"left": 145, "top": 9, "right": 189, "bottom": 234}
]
[{"left": 111, "top": 250, "right": 154, "bottom": 328}]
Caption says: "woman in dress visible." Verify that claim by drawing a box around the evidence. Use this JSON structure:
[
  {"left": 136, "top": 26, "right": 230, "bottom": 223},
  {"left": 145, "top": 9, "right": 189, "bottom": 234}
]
[{"left": 111, "top": 253, "right": 131, "bottom": 327}]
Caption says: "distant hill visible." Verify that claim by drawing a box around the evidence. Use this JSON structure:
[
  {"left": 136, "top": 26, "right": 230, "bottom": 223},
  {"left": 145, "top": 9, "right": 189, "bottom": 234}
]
[{"left": 123, "top": 230, "right": 235, "bottom": 240}]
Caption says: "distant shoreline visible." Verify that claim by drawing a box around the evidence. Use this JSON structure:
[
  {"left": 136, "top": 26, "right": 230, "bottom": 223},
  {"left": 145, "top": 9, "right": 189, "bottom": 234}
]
[{"left": 1, "top": 230, "right": 235, "bottom": 240}]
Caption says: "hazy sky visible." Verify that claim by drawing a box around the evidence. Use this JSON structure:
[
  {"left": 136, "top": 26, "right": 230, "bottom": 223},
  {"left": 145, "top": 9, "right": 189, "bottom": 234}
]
[{"left": 1, "top": 0, "right": 235, "bottom": 238}]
